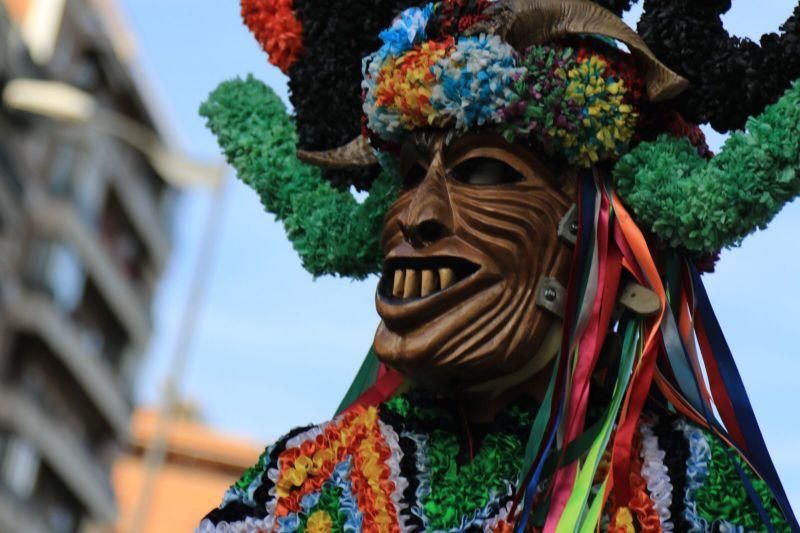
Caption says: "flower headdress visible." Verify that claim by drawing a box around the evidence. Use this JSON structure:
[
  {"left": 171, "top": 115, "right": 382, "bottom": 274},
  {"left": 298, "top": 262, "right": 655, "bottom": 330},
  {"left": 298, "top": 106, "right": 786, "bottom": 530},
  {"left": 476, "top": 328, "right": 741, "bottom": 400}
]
[
  {"left": 203, "top": 0, "right": 800, "bottom": 529},
  {"left": 360, "top": 3, "right": 651, "bottom": 167}
]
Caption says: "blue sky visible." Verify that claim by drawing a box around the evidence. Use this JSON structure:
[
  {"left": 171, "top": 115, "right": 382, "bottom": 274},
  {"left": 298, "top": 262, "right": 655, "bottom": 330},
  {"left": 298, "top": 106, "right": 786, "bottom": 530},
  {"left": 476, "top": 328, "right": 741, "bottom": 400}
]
[{"left": 118, "top": 0, "right": 800, "bottom": 511}]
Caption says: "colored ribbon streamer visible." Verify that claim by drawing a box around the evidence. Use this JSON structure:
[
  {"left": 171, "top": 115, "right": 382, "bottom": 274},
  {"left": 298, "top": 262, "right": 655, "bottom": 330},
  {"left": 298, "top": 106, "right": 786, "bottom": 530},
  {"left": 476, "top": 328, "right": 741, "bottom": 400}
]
[
  {"left": 608, "top": 186, "right": 668, "bottom": 510},
  {"left": 657, "top": 263, "right": 777, "bottom": 531},
  {"left": 336, "top": 348, "right": 405, "bottom": 415},
  {"left": 690, "top": 267, "right": 798, "bottom": 530},
  {"left": 336, "top": 347, "right": 382, "bottom": 414},
  {"left": 546, "top": 174, "right": 621, "bottom": 533},
  {"left": 559, "top": 317, "right": 641, "bottom": 532}
]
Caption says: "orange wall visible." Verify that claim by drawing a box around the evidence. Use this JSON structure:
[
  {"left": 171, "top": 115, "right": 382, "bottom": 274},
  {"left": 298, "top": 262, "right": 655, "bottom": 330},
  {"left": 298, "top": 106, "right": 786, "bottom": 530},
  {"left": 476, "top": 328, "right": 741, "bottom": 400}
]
[
  {"left": 112, "top": 410, "right": 262, "bottom": 533},
  {"left": 113, "top": 455, "right": 248, "bottom": 533}
]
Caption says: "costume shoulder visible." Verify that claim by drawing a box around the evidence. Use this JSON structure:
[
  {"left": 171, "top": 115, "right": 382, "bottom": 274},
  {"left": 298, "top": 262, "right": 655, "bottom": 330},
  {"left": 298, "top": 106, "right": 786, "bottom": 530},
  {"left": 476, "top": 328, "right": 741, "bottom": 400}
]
[{"left": 198, "top": 395, "right": 791, "bottom": 532}]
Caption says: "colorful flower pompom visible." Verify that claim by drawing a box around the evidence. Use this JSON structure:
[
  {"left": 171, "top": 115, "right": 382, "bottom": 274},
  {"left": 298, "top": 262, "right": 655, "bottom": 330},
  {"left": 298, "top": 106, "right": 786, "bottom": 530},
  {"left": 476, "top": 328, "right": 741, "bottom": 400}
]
[
  {"left": 500, "top": 46, "right": 584, "bottom": 154},
  {"left": 377, "top": 3, "right": 435, "bottom": 59},
  {"left": 241, "top": 0, "right": 304, "bottom": 74},
  {"left": 430, "top": 35, "right": 523, "bottom": 130},
  {"left": 500, "top": 45, "right": 641, "bottom": 168},
  {"left": 361, "top": 7, "right": 645, "bottom": 168},
  {"left": 363, "top": 37, "right": 455, "bottom": 140},
  {"left": 363, "top": 34, "right": 521, "bottom": 141},
  {"left": 563, "top": 53, "right": 638, "bottom": 166}
]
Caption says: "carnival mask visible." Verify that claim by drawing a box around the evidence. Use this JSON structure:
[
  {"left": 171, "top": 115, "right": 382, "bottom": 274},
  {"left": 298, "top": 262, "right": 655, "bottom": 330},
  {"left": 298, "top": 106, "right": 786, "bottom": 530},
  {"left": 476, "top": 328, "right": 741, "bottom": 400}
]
[{"left": 373, "top": 132, "right": 575, "bottom": 388}]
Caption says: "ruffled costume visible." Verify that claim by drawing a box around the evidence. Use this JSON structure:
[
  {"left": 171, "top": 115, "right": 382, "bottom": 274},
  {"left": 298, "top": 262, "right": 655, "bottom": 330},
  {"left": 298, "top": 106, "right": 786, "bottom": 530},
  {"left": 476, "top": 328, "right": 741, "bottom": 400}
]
[{"left": 199, "top": 392, "right": 789, "bottom": 532}]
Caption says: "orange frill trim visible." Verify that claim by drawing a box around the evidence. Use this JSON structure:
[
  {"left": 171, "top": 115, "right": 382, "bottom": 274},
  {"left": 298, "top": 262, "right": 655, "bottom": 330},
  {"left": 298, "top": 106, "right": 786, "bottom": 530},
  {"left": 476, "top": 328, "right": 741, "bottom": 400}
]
[
  {"left": 608, "top": 433, "right": 662, "bottom": 532},
  {"left": 273, "top": 406, "right": 401, "bottom": 533}
]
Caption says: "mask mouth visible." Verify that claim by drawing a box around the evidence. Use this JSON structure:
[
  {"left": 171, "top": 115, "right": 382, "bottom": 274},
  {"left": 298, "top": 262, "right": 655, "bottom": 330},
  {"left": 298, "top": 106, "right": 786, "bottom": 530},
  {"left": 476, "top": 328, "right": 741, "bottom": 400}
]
[{"left": 378, "top": 256, "right": 480, "bottom": 302}]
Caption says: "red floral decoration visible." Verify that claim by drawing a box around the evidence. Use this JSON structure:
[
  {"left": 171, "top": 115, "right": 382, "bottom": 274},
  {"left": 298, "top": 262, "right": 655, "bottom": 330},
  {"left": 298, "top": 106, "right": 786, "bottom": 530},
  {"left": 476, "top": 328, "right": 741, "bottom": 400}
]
[
  {"left": 663, "top": 111, "right": 712, "bottom": 159},
  {"left": 428, "top": 0, "right": 492, "bottom": 39},
  {"left": 241, "top": 0, "right": 304, "bottom": 74}
]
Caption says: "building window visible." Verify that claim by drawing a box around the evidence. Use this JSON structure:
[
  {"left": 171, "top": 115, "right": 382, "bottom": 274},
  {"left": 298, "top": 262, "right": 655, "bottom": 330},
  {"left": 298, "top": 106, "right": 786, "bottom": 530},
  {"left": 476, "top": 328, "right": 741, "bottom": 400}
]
[
  {"left": 48, "top": 242, "right": 84, "bottom": 312},
  {"left": 27, "top": 240, "right": 86, "bottom": 313},
  {"left": 49, "top": 140, "right": 103, "bottom": 227},
  {"left": 49, "top": 143, "right": 77, "bottom": 198},
  {"left": 0, "top": 434, "right": 40, "bottom": 500},
  {"left": 72, "top": 281, "right": 129, "bottom": 371},
  {"left": 71, "top": 50, "right": 102, "bottom": 91},
  {"left": 45, "top": 502, "right": 77, "bottom": 533},
  {"left": 31, "top": 465, "right": 82, "bottom": 533},
  {"left": 0, "top": 145, "right": 23, "bottom": 200},
  {"left": 99, "top": 191, "right": 147, "bottom": 289}
]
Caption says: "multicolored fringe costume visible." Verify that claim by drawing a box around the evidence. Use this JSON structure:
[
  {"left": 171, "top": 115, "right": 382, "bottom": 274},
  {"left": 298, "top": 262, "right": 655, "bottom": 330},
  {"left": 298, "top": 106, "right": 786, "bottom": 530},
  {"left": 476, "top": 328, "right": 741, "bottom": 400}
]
[
  {"left": 200, "top": 0, "right": 800, "bottom": 530},
  {"left": 200, "top": 392, "right": 789, "bottom": 532}
]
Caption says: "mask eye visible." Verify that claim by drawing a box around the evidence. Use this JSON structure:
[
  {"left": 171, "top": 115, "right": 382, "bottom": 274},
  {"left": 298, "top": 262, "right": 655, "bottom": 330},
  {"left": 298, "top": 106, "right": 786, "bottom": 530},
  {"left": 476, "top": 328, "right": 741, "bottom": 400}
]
[
  {"left": 402, "top": 162, "right": 427, "bottom": 190},
  {"left": 451, "top": 157, "right": 524, "bottom": 186}
]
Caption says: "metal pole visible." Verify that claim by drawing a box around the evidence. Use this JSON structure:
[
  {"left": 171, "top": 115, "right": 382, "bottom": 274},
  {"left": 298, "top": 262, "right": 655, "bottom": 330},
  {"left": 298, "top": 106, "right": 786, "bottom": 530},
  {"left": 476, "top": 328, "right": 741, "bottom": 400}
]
[{"left": 125, "top": 173, "right": 230, "bottom": 533}]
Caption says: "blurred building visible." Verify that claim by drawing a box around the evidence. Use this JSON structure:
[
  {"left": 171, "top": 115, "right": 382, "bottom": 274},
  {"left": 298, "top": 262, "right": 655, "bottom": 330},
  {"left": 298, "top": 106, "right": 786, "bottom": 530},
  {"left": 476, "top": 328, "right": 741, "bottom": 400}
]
[
  {"left": 0, "top": 0, "right": 177, "bottom": 531},
  {"left": 112, "top": 409, "right": 260, "bottom": 533}
]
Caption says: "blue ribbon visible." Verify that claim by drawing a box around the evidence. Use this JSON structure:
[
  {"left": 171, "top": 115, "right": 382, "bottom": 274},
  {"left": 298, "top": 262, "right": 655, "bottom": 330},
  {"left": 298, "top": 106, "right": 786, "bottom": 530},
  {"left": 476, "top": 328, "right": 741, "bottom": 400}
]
[
  {"left": 690, "top": 265, "right": 798, "bottom": 530},
  {"left": 515, "top": 401, "right": 563, "bottom": 533}
]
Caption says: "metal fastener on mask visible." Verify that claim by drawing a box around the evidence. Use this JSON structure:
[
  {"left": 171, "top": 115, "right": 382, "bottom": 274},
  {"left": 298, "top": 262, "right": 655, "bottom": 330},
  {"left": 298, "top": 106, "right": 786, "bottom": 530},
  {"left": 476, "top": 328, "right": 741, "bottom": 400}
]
[
  {"left": 535, "top": 276, "right": 567, "bottom": 318},
  {"left": 558, "top": 204, "right": 579, "bottom": 246}
]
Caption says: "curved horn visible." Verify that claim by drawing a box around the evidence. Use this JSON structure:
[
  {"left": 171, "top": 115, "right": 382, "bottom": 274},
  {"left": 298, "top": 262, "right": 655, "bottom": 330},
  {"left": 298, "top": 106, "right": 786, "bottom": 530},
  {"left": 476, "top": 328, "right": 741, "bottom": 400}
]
[
  {"left": 296, "top": 135, "right": 379, "bottom": 169},
  {"left": 471, "top": 0, "right": 688, "bottom": 102}
]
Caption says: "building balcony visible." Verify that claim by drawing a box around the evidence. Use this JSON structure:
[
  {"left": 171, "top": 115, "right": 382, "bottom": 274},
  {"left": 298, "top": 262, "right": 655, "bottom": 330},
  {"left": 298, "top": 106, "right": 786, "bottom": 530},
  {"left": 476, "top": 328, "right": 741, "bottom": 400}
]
[
  {"left": 0, "top": 389, "right": 116, "bottom": 525},
  {"left": 3, "top": 288, "right": 130, "bottom": 436},
  {"left": 26, "top": 192, "right": 150, "bottom": 347}
]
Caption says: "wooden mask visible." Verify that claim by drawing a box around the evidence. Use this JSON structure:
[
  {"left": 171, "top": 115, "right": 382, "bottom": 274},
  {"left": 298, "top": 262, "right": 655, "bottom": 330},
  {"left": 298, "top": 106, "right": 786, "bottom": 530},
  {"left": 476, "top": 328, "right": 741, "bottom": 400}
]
[{"left": 374, "top": 132, "right": 575, "bottom": 389}]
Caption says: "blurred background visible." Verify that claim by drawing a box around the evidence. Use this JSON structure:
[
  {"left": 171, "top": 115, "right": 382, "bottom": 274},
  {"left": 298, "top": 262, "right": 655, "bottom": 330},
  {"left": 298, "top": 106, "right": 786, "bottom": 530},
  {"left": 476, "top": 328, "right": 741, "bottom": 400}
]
[{"left": 0, "top": 0, "right": 797, "bottom": 532}]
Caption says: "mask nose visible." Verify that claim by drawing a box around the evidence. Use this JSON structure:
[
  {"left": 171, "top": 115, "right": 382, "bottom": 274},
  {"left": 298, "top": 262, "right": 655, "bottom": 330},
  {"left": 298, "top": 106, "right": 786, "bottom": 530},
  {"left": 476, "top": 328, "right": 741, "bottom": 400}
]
[{"left": 400, "top": 156, "right": 455, "bottom": 248}]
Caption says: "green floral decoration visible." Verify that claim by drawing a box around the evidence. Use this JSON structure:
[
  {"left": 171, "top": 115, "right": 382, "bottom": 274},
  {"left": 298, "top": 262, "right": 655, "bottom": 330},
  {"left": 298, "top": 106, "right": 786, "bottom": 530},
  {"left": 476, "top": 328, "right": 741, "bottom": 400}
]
[
  {"left": 696, "top": 436, "right": 790, "bottom": 531},
  {"left": 424, "top": 429, "right": 523, "bottom": 530},
  {"left": 199, "top": 75, "right": 399, "bottom": 279},
  {"left": 614, "top": 80, "right": 800, "bottom": 254}
]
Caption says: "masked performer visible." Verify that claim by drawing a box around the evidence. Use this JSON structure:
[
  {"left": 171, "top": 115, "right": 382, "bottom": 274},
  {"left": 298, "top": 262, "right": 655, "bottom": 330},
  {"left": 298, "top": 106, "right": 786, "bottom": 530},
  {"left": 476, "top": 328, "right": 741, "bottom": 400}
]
[{"left": 198, "top": 0, "right": 800, "bottom": 530}]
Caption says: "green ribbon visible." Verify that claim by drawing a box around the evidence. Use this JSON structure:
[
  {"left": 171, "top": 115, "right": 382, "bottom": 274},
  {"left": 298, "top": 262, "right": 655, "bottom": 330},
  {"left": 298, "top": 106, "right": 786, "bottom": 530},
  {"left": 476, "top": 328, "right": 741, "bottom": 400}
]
[
  {"left": 557, "top": 317, "right": 640, "bottom": 532},
  {"left": 335, "top": 347, "right": 381, "bottom": 415},
  {"left": 520, "top": 353, "right": 561, "bottom": 483}
]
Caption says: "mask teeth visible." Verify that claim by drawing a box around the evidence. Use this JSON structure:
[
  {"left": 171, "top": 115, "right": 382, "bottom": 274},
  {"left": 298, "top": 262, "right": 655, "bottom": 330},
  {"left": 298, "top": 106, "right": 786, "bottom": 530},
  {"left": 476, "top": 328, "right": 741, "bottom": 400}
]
[
  {"left": 391, "top": 267, "right": 456, "bottom": 300},
  {"left": 403, "top": 269, "right": 421, "bottom": 299},
  {"left": 421, "top": 269, "right": 436, "bottom": 297},
  {"left": 439, "top": 267, "right": 454, "bottom": 290}
]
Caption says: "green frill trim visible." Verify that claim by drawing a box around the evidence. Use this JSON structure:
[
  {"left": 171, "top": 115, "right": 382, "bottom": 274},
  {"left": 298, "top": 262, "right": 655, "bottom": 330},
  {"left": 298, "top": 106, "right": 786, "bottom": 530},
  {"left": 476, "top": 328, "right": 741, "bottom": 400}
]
[
  {"left": 298, "top": 485, "right": 346, "bottom": 533},
  {"left": 199, "top": 75, "right": 398, "bottom": 279},
  {"left": 697, "top": 436, "right": 790, "bottom": 531},
  {"left": 383, "top": 395, "right": 412, "bottom": 418},
  {"left": 424, "top": 429, "right": 524, "bottom": 529},
  {"left": 615, "top": 80, "right": 800, "bottom": 254},
  {"left": 385, "top": 394, "right": 533, "bottom": 530},
  {"left": 234, "top": 447, "right": 269, "bottom": 491}
]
